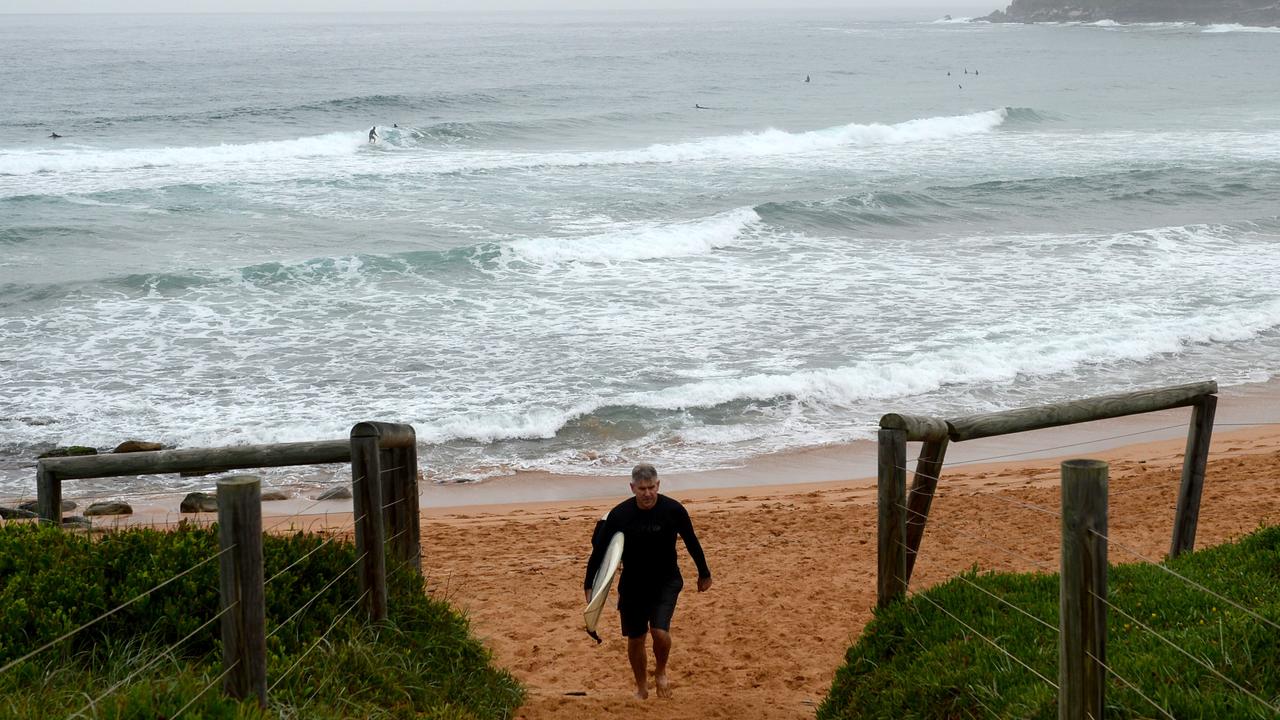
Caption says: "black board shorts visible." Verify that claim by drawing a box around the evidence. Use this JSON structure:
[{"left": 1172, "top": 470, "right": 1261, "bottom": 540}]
[{"left": 618, "top": 575, "right": 683, "bottom": 638}]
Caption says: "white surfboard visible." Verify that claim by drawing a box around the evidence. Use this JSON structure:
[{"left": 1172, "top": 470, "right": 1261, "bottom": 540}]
[{"left": 584, "top": 530, "right": 624, "bottom": 643}]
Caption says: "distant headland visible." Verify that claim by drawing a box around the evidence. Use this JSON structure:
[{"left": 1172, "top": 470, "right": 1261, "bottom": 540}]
[{"left": 981, "top": 0, "right": 1280, "bottom": 26}]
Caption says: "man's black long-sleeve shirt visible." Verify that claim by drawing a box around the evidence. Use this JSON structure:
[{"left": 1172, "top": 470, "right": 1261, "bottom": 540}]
[{"left": 584, "top": 494, "right": 710, "bottom": 595}]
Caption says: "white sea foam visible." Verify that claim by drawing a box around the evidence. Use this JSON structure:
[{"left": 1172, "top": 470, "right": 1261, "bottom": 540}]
[
  {"left": 0, "top": 132, "right": 364, "bottom": 176},
  {"left": 1202, "top": 23, "right": 1280, "bottom": 33},
  {"left": 500, "top": 207, "right": 759, "bottom": 265}
]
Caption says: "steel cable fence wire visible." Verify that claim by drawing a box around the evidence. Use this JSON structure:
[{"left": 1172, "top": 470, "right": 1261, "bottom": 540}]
[
  {"left": 926, "top": 423, "right": 1188, "bottom": 470},
  {"left": 58, "top": 478, "right": 352, "bottom": 514},
  {"left": 1084, "top": 650, "right": 1175, "bottom": 720},
  {"left": 911, "top": 589, "right": 1059, "bottom": 690},
  {"left": 170, "top": 658, "right": 240, "bottom": 720},
  {"left": 894, "top": 536, "right": 1058, "bottom": 631},
  {"left": 267, "top": 588, "right": 370, "bottom": 695},
  {"left": 894, "top": 501, "right": 1057, "bottom": 573},
  {"left": 1090, "top": 528, "right": 1280, "bottom": 634},
  {"left": 0, "top": 544, "right": 234, "bottom": 677},
  {"left": 266, "top": 550, "right": 369, "bottom": 641},
  {"left": 68, "top": 602, "right": 238, "bottom": 719},
  {"left": 890, "top": 463, "right": 1063, "bottom": 519},
  {"left": 1091, "top": 590, "right": 1280, "bottom": 714}
]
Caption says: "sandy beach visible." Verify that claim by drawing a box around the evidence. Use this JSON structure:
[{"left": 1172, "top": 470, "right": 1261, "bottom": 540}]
[
  {"left": 419, "top": 422, "right": 1280, "bottom": 720},
  {"left": 7, "top": 387, "right": 1277, "bottom": 719}
]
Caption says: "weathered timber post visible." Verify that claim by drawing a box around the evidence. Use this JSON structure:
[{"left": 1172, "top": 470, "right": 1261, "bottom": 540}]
[
  {"left": 877, "top": 428, "right": 908, "bottom": 608},
  {"left": 36, "top": 464, "right": 60, "bottom": 526},
  {"left": 1060, "top": 459, "right": 1108, "bottom": 720},
  {"left": 217, "top": 475, "right": 267, "bottom": 706},
  {"left": 904, "top": 437, "right": 949, "bottom": 586},
  {"left": 1170, "top": 394, "right": 1216, "bottom": 558},
  {"left": 387, "top": 437, "right": 421, "bottom": 574},
  {"left": 350, "top": 425, "right": 389, "bottom": 622}
]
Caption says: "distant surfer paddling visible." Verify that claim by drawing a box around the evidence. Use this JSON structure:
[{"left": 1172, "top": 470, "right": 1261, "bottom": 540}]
[
  {"left": 583, "top": 463, "right": 712, "bottom": 700},
  {"left": 48, "top": 132, "right": 62, "bottom": 139},
  {"left": 694, "top": 103, "right": 708, "bottom": 110}
]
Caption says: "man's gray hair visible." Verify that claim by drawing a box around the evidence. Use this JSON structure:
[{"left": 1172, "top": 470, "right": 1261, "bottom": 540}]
[{"left": 631, "top": 463, "right": 658, "bottom": 483}]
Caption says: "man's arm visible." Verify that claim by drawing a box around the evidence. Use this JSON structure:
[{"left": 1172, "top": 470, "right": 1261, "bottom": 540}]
[{"left": 676, "top": 505, "right": 711, "bottom": 589}]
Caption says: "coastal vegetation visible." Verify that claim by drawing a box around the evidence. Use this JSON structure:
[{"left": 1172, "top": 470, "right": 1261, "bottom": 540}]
[
  {"left": 0, "top": 523, "right": 523, "bottom": 719},
  {"left": 820, "top": 524, "right": 1280, "bottom": 719},
  {"left": 983, "top": 0, "right": 1280, "bottom": 25}
]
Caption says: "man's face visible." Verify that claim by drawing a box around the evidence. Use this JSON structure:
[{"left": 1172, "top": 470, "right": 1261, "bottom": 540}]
[{"left": 631, "top": 478, "right": 659, "bottom": 510}]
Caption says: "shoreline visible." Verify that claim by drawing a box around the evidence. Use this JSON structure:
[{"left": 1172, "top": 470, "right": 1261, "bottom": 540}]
[{"left": 10, "top": 376, "right": 1279, "bottom": 522}]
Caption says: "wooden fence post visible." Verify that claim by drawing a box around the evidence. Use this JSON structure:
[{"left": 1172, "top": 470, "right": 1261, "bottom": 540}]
[
  {"left": 1060, "top": 459, "right": 1108, "bottom": 720},
  {"left": 350, "top": 428, "right": 388, "bottom": 622},
  {"left": 877, "top": 428, "right": 908, "bottom": 608},
  {"left": 1170, "top": 394, "right": 1216, "bottom": 558},
  {"left": 36, "top": 464, "right": 60, "bottom": 526},
  {"left": 904, "top": 437, "right": 949, "bottom": 586},
  {"left": 217, "top": 475, "right": 267, "bottom": 706},
  {"left": 385, "top": 440, "right": 421, "bottom": 574}
]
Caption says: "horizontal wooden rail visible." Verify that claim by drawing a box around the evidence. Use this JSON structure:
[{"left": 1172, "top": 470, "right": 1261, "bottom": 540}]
[
  {"left": 945, "top": 381, "right": 1217, "bottom": 442},
  {"left": 37, "top": 440, "right": 351, "bottom": 481},
  {"left": 876, "top": 380, "right": 1218, "bottom": 607}
]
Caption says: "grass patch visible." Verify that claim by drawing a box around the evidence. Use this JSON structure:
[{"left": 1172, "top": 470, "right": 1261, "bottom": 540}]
[
  {"left": 0, "top": 522, "right": 522, "bottom": 719},
  {"left": 820, "top": 525, "right": 1280, "bottom": 719}
]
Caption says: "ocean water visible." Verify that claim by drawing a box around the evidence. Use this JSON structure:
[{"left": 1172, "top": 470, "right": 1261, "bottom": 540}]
[{"left": 2, "top": 12, "right": 1279, "bottom": 496}]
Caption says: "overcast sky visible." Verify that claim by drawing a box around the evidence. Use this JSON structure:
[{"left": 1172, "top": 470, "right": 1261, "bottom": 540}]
[{"left": 2, "top": 1, "right": 998, "bottom": 16}]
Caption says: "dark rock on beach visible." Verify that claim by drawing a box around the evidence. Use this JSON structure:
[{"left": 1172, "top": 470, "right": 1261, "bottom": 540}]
[
  {"left": 314, "top": 486, "right": 352, "bottom": 501},
  {"left": 0, "top": 506, "right": 38, "bottom": 520},
  {"left": 38, "top": 446, "right": 98, "bottom": 459},
  {"left": 18, "top": 499, "right": 76, "bottom": 513},
  {"left": 84, "top": 501, "right": 132, "bottom": 516},
  {"left": 982, "top": 0, "right": 1280, "bottom": 26},
  {"left": 113, "top": 440, "right": 164, "bottom": 453},
  {"left": 260, "top": 490, "right": 290, "bottom": 501},
  {"left": 180, "top": 492, "right": 218, "bottom": 513},
  {"left": 62, "top": 515, "right": 91, "bottom": 528}
]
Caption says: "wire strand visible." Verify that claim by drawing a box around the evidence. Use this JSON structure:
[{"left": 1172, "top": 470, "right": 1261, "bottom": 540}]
[
  {"left": 895, "top": 501, "right": 1057, "bottom": 573},
  {"left": 267, "top": 551, "right": 368, "bottom": 641},
  {"left": 0, "top": 545, "right": 233, "bottom": 676},
  {"left": 170, "top": 659, "right": 240, "bottom": 720},
  {"left": 950, "top": 571, "right": 1058, "bottom": 633},
  {"left": 268, "top": 588, "right": 370, "bottom": 694},
  {"left": 1092, "top": 529, "right": 1280, "bottom": 634},
  {"left": 71, "top": 603, "right": 238, "bottom": 718},
  {"left": 913, "top": 591, "right": 1058, "bottom": 690},
  {"left": 1095, "top": 592, "right": 1280, "bottom": 713},
  {"left": 1084, "top": 650, "right": 1175, "bottom": 720}
]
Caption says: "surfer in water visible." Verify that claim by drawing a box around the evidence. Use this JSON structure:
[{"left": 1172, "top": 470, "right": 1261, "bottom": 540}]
[
  {"left": 368, "top": 126, "right": 377, "bottom": 143},
  {"left": 48, "top": 132, "right": 62, "bottom": 139},
  {"left": 695, "top": 104, "right": 708, "bottom": 110},
  {"left": 584, "top": 463, "right": 712, "bottom": 700}
]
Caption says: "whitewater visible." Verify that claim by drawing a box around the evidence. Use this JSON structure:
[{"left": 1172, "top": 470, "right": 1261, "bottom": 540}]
[{"left": 2, "top": 11, "right": 1279, "bottom": 496}]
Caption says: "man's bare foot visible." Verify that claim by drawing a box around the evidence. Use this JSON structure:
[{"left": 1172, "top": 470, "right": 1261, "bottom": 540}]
[
  {"left": 634, "top": 686, "right": 648, "bottom": 700},
  {"left": 655, "top": 673, "right": 672, "bottom": 698}
]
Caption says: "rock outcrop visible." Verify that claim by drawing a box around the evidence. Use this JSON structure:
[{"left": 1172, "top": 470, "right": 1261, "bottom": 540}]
[
  {"left": 180, "top": 492, "right": 218, "bottom": 513},
  {"left": 84, "top": 501, "right": 132, "bottom": 516},
  {"left": 983, "top": 0, "right": 1280, "bottom": 25},
  {"left": 113, "top": 440, "right": 164, "bottom": 453}
]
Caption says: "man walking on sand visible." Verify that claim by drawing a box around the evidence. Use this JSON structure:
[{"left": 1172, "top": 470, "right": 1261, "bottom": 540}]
[{"left": 584, "top": 463, "right": 712, "bottom": 699}]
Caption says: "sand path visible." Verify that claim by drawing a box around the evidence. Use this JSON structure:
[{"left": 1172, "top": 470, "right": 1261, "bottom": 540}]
[{"left": 424, "top": 428, "right": 1280, "bottom": 720}]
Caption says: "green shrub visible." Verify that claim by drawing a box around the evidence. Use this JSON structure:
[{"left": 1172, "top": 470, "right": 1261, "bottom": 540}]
[
  {"left": 820, "top": 525, "right": 1280, "bottom": 720},
  {"left": 0, "top": 523, "right": 522, "bottom": 719}
]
